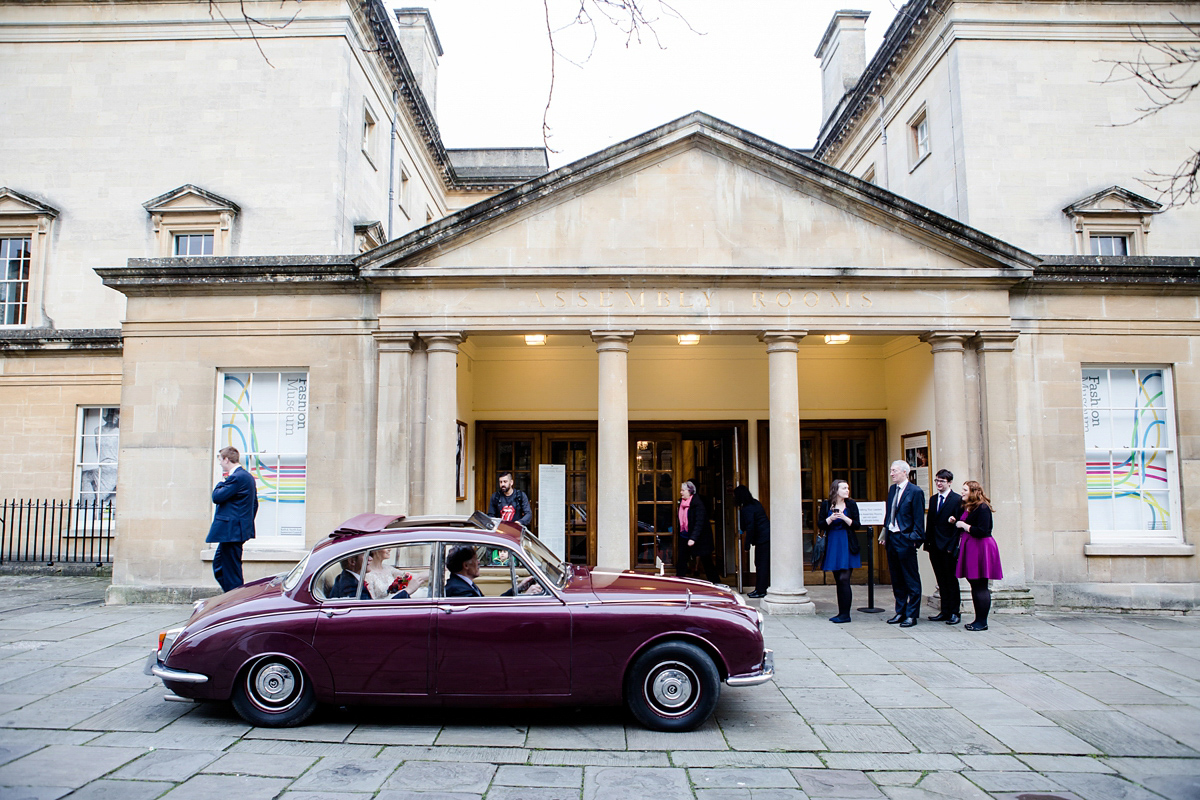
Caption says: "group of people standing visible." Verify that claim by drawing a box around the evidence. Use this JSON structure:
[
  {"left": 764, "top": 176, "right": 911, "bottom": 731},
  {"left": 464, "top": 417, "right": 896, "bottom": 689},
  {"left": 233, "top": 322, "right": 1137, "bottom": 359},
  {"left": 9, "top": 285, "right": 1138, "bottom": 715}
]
[{"left": 818, "top": 460, "right": 1003, "bottom": 630}]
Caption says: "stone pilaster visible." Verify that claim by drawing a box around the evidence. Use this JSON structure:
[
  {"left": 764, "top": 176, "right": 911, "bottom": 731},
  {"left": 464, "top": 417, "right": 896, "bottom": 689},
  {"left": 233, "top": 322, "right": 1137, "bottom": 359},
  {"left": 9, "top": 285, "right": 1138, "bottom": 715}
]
[
  {"left": 422, "top": 332, "right": 463, "bottom": 515},
  {"left": 592, "top": 331, "right": 635, "bottom": 570},
  {"left": 920, "top": 331, "right": 973, "bottom": 481},
  {"left": 374, "top": 332, "right": 413, "bottom": 516}
]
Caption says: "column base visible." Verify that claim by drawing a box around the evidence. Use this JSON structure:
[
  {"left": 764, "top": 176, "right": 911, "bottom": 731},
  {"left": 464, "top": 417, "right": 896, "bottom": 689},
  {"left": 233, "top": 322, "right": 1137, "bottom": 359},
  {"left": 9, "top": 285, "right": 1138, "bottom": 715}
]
[
  {"left": 760, "top": 589, "right": 817, "bottom": 615},
  {"left": 992, "top": 585, "right": 1035, "bottom": 612}
]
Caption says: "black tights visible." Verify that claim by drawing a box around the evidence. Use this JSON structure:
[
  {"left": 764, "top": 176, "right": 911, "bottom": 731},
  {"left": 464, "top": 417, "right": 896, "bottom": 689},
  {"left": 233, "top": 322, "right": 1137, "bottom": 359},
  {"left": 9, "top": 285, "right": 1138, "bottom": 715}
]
[
  {"left": 969, "top": 578, "right": 991, "bottom": 625},
  {"left": 834, "top": 569, "right": 853, "bottom": 618}
]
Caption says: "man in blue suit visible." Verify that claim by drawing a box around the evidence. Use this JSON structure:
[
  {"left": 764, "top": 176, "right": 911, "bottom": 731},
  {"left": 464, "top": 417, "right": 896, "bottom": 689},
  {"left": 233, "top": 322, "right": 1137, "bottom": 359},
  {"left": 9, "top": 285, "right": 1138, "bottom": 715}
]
[
  {"left": 207, "top": 446, "right": 258, "bottom": 592},
  {"left": 879, "top": 459, "right": 925, "bottom": 627}
]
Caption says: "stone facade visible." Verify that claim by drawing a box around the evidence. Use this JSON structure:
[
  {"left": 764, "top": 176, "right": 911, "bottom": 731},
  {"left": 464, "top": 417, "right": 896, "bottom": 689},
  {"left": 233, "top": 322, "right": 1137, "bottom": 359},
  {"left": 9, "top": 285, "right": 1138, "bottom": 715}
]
[{"left": 2, "top": 1, "right": 1197, "bottom": 612}]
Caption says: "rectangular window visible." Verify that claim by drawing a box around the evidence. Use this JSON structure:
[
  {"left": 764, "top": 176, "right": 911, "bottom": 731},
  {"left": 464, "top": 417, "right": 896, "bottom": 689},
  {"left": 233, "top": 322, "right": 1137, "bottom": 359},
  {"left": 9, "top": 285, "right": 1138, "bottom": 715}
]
[
  {"left": 362, "top": 105, "right": 378, "bottom": 167},
  {"left": 1, "top": 237, "right": 32, "bottom": 325},
  {"left": 909, "top": 108, "right": 929, "bottom": 168},
  {"left": 219, "top": 371, "right": 309, "bottom": 543},
  {"left": 1082, "top": 367, "right": 1180, "bottom": 542},
  {"left": 75, "top": 407, "right": 120, "bottom": 511},
  {"left": 174, "top": 233, "right": 214, "bottom": 256},
  {"left": 1090, "top": 235, "right": 1129, "bottom": 256}
]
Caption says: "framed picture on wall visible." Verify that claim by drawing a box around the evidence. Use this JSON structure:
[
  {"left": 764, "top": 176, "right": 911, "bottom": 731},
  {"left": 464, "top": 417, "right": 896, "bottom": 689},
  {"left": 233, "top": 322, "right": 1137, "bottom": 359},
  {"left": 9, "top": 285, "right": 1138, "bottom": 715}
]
[
  {"left": 901, "top": 431, "right": 932, "bottom": 498},
  {"left": 456, "top": 420, "right": 468, "bottom": 501}
]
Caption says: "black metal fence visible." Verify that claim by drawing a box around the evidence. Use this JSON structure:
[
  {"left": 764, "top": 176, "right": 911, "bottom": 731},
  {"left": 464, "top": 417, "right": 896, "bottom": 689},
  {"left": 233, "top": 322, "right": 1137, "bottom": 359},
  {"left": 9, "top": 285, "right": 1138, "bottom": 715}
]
[{"left": 0, "top": 499, "right": 114, "bottom": 565}]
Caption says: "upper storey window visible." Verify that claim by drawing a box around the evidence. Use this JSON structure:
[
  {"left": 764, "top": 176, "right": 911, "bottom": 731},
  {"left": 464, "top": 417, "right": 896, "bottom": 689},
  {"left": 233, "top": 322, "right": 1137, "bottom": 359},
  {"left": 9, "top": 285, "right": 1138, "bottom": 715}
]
[
  {"left": 143, "top": 185, "right": 239, "bottom": 257},
  {"left": 908, "top": 106, "right": 930, "bottom": 170},
  {"left": 0, "top": 187, "right": 58, "bottom": 328},
  {"left": 1063, "top": 186, "right": 1161, "bottom": 256}
]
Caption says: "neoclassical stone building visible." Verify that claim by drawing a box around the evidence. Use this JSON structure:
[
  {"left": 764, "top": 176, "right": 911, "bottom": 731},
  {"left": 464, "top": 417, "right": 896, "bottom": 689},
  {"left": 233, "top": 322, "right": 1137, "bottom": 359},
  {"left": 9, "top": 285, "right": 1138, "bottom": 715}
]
[{"left": 3, "top": 0, "right": 1197, "bottom": 611}]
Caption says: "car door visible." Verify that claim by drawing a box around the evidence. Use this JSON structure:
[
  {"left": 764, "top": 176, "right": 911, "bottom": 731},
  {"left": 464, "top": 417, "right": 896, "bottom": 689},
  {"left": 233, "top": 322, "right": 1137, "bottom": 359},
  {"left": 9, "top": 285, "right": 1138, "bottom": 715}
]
[
  {"left": 434, "top": 544, "right": 572, "bottom": 697},
  {"left": 310, "top": 544, "right": 434, "bottom": 699}
]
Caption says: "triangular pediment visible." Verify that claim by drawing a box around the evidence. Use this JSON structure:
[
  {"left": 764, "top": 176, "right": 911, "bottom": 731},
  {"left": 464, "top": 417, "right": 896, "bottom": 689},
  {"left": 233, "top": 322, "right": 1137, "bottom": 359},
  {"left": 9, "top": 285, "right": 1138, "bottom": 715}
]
[
  {"left": 360, "top": 113, "right": 1036, "bottom": 280},
  {"left": 1063, "top": 186, "right": 1162, "bottom": 216},
  {"left": 0, "top": 188, "right": 58, "bottom": 218},
  {"left": 143, "top": 184, "right": 240, "bottom": 214}
]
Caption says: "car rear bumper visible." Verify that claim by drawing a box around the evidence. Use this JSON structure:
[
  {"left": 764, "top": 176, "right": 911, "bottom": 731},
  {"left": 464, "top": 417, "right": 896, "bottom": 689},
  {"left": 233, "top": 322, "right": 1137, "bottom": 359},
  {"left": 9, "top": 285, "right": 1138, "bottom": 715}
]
[{"left": 726, "top": 648, "right": 774, "bottom": 687}]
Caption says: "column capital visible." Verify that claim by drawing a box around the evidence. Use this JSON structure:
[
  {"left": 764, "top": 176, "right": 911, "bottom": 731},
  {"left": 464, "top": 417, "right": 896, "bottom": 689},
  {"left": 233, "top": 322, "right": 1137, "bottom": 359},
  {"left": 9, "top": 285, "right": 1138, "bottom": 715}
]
[
  {"left": 920, "top": 330, "right": 974, "bottom": 353},
  {"left": 421, "top": 332, "right": 464, "bottom": 354},
  {"left": 374, "top": 331, "right": 415, "bottom": 352},
  {"left": 591, "top": 331, "right": 635, "bottom": 352},
  {"left": 758, "top": 331, "right": 807, "bottom": 353},
  {"left": 972, "top": 330, "right": 1020, "bottom": 352}
]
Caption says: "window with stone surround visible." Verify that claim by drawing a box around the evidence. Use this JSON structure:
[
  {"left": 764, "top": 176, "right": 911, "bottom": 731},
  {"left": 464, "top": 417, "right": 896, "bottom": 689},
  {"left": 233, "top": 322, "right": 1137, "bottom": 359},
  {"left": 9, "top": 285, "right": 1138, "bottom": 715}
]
[
  {"left": 1, "top": 237, "right": 31, "bottom": 325},
  {"left": 362, "top": 103, "right": 378, "bottom": 169},
  {"left": 144, "top": 185, "right": 238, "bottom": 258},
  {"left": 0, "top": 188, "right": 57, "bottom": 328},
  {"left": 218, "top": 370, "right": 309, "bottom": 545},
  {"left": 908, "top": 106, "right": 929, "bottom": 169},
  {"left": 1082, "top": 366, "right": 1181, "bottom": 544},
  {"left": 75, "top": 406, "right": 120, "bottom": 512}
]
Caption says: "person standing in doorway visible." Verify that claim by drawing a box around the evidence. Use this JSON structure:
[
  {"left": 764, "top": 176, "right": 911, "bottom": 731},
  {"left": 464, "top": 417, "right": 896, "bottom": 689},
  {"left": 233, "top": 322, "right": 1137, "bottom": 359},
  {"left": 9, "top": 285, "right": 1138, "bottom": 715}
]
[
  {"left": 819, "top": 479, "right": 861, "bottom": 623},
  {"left": 925, "top": 469, "right": 964, "bottom": 624},
  {"left": 207, "top": 446, "right": 258, "bottom": 593},
  {"left": 677, "top": 481, "right": 719, "bottom": 582},
  {"left": 488, "top": 472, "right": 533, "bottom": 528},
  {"left": 734, "top": 485, "right": 770, "bottom": 598},
  {"left": 880, "top": 459, "right": 925, "bottom": 627}
]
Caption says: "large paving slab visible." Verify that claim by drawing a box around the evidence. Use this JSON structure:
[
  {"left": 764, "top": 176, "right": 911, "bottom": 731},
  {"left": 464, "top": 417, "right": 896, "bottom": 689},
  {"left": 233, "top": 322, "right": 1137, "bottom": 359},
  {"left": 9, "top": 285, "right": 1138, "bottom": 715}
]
[{"left": 0, "top": 576, "right": 1196, "bottom": 799}]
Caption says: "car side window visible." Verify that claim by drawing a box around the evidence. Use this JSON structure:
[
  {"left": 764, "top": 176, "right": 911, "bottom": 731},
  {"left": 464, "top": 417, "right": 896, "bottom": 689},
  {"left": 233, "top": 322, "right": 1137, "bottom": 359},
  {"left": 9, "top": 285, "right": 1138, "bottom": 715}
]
[
  {"left": 315, "top": 542, "right": 434, "bottom": 602},
  {"left": 440, "top": 542, "right": 548, "bottom": 598}
]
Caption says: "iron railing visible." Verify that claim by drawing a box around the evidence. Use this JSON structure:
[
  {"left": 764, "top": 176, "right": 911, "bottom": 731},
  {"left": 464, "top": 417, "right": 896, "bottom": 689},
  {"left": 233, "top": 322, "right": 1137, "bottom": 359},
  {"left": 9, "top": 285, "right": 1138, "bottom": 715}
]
[{"left": 0, "top": 499, "right": 113, "bottom": 565}]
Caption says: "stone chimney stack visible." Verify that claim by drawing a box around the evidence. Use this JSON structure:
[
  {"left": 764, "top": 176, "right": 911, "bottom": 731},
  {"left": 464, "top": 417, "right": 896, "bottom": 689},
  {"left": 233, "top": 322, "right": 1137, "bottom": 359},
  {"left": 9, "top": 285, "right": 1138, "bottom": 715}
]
[
  {"left": 815, "top": 10, "right": 870, "bottom": 128},
  {"left": 393, "top": 8, "right": 444, "bottom": 117}
]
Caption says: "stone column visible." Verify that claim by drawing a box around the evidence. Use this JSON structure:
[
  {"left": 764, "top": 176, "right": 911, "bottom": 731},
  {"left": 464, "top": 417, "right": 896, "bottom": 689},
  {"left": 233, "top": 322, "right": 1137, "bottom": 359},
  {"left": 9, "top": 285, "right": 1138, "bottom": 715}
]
[
  {"left": 407, "top": 341, "right": 428, "bottom": 516},
  {"left": 920, "top": 331, "right": 973, "bottom": 480},
  {"left": 422, "top": 332, "right": 463, "bottom": 515},
  {"left": 592, "top": 331, "right": 635, "bottom": 570},
  {"left": 759, "top": 331, "right": 815, "bottom": 615},
  {"left": 974, "top": 331, "right": 1033, "bottom": 609},
  {"left": 374, "top": 332, "right": 413, "bottom": 516}
]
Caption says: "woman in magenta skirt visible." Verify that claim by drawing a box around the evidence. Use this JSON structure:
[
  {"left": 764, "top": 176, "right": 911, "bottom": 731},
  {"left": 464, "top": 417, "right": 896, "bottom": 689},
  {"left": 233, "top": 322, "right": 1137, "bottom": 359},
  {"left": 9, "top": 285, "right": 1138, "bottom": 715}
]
[{"left": 950, "top": 480, "right": 1003, "bottom": 631}]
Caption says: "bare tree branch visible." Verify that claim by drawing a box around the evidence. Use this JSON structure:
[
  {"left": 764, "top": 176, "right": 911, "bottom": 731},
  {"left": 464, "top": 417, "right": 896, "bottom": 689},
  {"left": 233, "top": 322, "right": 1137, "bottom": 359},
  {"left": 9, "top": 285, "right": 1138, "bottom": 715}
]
[
  {"left": 206, "top": 0, "right": 302, "bottom": 69},
  {"left": 1099, "top": 14, "right": 1200, "bottom": 207}
]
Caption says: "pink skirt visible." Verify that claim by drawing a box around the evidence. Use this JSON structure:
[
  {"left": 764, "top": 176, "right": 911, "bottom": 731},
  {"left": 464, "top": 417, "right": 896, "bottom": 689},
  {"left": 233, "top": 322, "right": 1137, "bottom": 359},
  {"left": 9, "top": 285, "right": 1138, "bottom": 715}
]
[{"left": 957, "top": 532, "right": 1003, "bottom": 580}]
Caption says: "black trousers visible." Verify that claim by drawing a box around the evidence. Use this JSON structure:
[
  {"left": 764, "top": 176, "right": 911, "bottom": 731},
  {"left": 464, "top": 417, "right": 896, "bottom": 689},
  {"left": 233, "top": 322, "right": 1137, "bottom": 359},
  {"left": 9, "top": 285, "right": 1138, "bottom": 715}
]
[
  {"left": 751, "top": 541, "right": 770, "bottom": 594},
  {"left": 676, "top": 539, "right": 719, "bottom": 582},
  {"left": 212, "top": 542, "right": 245, "bottom": 592},
  {"left": 885, "top": 534, "right": 922, "bottom": 618},
  {"left": 928, "top": 547, "right": 961, "bottom": 615}
]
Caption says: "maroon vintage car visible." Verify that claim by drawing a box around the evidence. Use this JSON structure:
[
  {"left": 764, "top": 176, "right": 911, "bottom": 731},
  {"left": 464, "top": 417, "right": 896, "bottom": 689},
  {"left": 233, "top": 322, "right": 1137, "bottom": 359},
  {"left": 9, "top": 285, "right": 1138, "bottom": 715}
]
[{"left": 149, "top": 512, "right": 773, "bottom": 731}]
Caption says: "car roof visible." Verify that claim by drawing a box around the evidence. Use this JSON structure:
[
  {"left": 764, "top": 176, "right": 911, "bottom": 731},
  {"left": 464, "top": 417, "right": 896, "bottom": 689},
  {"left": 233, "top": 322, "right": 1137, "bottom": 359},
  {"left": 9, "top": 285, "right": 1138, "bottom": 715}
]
[{"left": 310, "top": 512, "right": 524, "bottom": 557}]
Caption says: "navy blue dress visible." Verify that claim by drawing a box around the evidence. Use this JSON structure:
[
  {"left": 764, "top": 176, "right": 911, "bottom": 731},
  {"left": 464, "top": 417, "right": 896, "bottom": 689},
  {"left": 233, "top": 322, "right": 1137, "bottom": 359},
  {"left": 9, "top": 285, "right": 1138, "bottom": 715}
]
[{"left": 818, "top": 499, "right": 862, "bottom": 571}]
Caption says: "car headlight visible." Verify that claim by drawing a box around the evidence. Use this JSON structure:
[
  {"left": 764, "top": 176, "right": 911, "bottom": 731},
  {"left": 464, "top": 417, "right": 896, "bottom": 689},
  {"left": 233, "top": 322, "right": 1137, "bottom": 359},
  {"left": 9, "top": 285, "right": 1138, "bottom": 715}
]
[
  {"left": 756, "top": 609, "right": 765, "bottom": 633},
  {"left": 157, "top": 627, "right": 183, "bottom": 661}
]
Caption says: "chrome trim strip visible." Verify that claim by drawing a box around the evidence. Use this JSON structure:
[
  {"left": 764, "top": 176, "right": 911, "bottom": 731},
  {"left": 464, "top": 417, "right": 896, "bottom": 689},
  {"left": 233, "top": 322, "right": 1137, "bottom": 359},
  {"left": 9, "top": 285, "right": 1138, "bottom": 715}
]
[
  {"left": 151, "top": 663, "right": 210, "bottom": 684},
  {"left": 726, "top": 649, "right": 774, "bottom": 687}
]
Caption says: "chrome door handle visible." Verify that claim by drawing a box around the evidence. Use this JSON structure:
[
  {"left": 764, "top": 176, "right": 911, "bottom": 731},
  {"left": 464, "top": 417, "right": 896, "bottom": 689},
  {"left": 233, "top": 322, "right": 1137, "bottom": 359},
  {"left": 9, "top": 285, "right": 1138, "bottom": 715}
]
[
  {"left": 321, "top": 607, "right": 351, "bottom": 617},
  {"left": 439, "top": 605, "right": 469, "bottom": 614}
]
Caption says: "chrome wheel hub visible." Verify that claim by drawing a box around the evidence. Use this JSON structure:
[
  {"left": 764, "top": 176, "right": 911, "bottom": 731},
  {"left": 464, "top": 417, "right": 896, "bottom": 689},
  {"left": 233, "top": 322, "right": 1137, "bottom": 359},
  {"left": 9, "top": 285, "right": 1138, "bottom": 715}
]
[
  {"left": 650, "top": 665, "right": 694, "bottom": 710},
  {"left": 253, "top": 662, "right": 297, "bottom": 707}
]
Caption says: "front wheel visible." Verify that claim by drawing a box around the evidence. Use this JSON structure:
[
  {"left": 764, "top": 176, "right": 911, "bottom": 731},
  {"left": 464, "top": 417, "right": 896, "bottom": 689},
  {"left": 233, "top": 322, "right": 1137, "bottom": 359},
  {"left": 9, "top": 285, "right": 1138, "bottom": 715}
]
[
  {"left": 231, "top": 656, "right": 317, "bottom": 727},
  {"left": 624, "top": 641, "right": 721, "bottom": 732}
]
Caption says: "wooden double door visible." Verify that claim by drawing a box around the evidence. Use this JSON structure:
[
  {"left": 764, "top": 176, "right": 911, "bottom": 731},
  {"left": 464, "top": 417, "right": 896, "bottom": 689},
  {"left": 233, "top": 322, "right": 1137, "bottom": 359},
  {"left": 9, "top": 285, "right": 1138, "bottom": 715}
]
[{"left": 757, "top": 420, "right": 889, "bottom": 583}]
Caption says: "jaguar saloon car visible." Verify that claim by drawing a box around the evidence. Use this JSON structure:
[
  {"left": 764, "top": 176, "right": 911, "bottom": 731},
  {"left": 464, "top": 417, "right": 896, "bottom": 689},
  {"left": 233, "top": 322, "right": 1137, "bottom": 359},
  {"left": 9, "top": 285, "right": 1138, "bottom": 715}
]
[{"left": 149, "top": 512, "right": 773, "bottom": 731}]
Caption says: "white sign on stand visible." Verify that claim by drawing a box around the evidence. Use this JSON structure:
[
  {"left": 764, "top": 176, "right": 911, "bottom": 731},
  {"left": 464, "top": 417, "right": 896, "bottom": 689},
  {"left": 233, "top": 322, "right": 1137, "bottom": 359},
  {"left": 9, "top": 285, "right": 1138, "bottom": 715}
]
[
  {"left": 858, "top": 501, "right": 886, "bottom": 527},
  {"left": 537, "top": 464, "right": 566, "bottom": 560}
]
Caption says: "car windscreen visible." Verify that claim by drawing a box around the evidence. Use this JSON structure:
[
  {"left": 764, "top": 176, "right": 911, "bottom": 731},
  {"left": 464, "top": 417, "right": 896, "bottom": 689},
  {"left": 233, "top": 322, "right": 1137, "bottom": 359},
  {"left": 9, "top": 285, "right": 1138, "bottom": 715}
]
[{"left": 521, "top": 532, "right": 567, "bottom": 587}]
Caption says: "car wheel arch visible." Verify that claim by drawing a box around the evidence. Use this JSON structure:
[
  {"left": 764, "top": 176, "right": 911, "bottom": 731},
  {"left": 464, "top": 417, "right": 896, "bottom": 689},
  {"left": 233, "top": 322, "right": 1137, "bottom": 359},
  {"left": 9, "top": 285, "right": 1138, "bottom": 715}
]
[
  {"left": 622, "top": 632, "right": 729, "bottom": 687},
  {"left": 222, "top": 634, "right": 335, "bottom": 703}
]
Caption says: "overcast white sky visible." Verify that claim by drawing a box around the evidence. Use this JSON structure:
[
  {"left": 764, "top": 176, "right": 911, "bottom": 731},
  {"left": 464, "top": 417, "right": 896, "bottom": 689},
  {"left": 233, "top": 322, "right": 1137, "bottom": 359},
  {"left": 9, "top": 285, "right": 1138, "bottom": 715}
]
[{"left": 424, "top": 0, "right": 903, "bottom": 168}]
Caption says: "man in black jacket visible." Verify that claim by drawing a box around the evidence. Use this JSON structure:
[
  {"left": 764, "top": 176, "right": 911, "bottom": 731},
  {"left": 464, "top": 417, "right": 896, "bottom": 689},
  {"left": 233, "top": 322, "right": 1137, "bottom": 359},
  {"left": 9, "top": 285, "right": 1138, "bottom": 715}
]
[
  {"left": 880, "top": 459, "right": 925, "bottom": 627},
  {"left": 925, "top": 469, "right": 964, "bottom": 625},
  {"left": 488, "top": 472, "right": 532, "bottom": 528},
  {"left": 734, "top": 485, "right": 770, "bottom": 598}
]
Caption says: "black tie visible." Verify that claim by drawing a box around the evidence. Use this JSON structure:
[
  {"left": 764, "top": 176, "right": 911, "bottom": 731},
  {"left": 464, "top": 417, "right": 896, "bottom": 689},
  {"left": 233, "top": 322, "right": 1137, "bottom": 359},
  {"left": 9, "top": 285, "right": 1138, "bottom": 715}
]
[{"left": 937, "top": 495, "right": 943, "bottom": 512}]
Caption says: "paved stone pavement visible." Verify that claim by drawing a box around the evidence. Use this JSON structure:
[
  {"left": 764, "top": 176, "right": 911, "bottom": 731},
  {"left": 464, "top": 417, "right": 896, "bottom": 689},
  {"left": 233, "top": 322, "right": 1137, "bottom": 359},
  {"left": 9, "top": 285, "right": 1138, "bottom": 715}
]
[{"left": 0, "top": 575, "right": 1198, "bottom": 800}]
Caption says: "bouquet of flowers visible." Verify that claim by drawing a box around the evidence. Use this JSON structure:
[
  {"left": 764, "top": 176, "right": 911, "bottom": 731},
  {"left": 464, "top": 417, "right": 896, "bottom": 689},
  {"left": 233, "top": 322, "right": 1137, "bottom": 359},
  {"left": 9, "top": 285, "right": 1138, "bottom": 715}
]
[{"left": 387, "top": 572, "right": 412, "bottom": 594}]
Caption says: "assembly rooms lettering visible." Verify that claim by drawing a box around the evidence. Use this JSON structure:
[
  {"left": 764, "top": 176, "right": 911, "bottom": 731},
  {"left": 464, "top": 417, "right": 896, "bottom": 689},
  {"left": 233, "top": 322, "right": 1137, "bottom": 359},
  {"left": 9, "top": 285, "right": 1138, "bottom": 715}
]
[{"left": 531, "top": 290, "right": 874, "bottom": 311}]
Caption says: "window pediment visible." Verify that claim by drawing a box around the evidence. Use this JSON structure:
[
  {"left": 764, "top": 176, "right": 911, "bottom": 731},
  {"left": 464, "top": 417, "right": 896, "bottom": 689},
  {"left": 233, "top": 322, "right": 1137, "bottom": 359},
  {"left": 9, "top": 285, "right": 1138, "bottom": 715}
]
[
  {"left": 143, "top": 185, "right": 239, "bottom": 257},
  {"left": 1063, "top": 186, "right": 1161, "bottom": 256}
]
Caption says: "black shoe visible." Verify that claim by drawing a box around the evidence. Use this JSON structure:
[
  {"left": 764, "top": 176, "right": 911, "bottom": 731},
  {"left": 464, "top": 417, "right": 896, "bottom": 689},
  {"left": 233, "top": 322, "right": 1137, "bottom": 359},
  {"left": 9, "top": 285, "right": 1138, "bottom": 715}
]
[
  {"left": 829, "top": 615, "right": 852, "bottom": 623},
  {"left": 946, "top": 614, "right": 961, "bottom": 625},
  {"left": 929, "top": 613, "right": 950, "bottom": 622},
  {"left": 899, "top": 617, "right": 917, "bottom": 628},
  {"left": 965, "top": 621, "right": 988, "bottom": 631},
  {"left": 747, "top": 591, "right": 765, "bottom": 598},
  {"left": 886, "top": 614, "right": 904, "bottom": 624}
]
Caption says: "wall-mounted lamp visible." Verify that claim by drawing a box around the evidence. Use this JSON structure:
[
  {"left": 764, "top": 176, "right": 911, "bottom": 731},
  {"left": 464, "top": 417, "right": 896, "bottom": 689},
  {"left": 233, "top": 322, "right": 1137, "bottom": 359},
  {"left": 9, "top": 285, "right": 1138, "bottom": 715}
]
[
  {"left": 677, "top": 334, "right": 701, "bottom": 346},
  {"left": 824, "top": 334, "right": 851, "bottom": 345},
  {"left": 524, "top": 334, "right": 547, "bottom": 346}
]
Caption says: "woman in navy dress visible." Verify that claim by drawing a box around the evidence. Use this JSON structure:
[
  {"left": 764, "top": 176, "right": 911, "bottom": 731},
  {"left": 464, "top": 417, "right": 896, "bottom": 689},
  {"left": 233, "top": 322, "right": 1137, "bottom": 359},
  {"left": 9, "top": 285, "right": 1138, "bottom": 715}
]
[
  {"left": 818, "top": 479, "right": 861, "bottom": 623},
  {"left": 951, "top": 480, "right": 1003, "bottom": 631}
]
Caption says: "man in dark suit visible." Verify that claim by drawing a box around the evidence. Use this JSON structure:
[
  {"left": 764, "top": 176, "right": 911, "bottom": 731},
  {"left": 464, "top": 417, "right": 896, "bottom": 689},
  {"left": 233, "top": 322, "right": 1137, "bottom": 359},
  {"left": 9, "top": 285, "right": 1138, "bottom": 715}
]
[
  {"left": 444, "top": 544, "right": 540, "bottom": 597},
  {"left": 925, "top": 468, "right": 964, "bottom": 625},
  {"left": 206, "top": 446, "right": 258, "bottom": 592},
  {"left": 879, "top": 459, "right": 925, "bottom": 627}
]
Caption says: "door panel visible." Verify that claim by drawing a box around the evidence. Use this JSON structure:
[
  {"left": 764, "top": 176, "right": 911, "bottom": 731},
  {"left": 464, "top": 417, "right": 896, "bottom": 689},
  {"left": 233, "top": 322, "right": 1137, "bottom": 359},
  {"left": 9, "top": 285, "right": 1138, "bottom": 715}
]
[{"left": 312, "top": 604, "right": 433, "bottom": 697}]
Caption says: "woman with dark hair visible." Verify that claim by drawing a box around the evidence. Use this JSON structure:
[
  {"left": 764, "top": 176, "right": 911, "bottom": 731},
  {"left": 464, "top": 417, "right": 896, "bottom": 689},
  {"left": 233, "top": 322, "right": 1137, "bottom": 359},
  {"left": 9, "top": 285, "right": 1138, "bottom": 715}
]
[
  {"left": 818, "top": 479, "right": 861, "bottom": 623},
  {"left": 734, "top": 485, "right": 770, "bottom": 598},
  {"left": 677, "top": 480, "right": 719, "bottom": 582},
  {"left": 951, "top": 480, "right": 1003, "bottom": 631}
]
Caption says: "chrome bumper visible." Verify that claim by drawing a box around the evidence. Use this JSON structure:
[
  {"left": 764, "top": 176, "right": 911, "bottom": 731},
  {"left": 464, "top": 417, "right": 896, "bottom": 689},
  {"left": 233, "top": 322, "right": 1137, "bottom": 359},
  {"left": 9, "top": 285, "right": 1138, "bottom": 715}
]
[
  {"left": 147, "top": 655, "right": 209, "bottom": 684},
  {"left": 726, "top": 648, "right": 774, "bottom": 687}
]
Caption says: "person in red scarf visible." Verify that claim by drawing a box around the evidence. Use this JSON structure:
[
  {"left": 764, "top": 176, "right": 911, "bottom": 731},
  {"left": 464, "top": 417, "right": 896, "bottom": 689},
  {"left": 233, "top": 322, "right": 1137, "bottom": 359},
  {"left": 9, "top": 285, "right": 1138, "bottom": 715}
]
[{"left": 676, "top": 480, "right": 719, "bottom": 582}]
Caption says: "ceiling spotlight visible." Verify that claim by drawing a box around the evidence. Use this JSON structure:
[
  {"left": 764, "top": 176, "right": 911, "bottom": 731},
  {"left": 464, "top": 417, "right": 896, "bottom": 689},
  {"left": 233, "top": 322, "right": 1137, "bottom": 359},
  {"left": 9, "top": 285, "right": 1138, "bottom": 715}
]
[
  {"left": 824, "top": 334, "right": 851, "bottom": 345},
  {"left": 677, "top": 334, "right": 701, "bottom": 346},
  {"left": 524, "top": 334, "right": 547, "bottom": 346}
]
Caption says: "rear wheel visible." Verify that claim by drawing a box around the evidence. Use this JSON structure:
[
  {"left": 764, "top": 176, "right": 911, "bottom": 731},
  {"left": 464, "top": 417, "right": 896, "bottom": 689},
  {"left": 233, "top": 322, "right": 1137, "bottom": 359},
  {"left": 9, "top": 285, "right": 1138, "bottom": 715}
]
[
  {"left": 231, "top": 656, "right": 316, "bottom": 727},
  {"left": 624, "top": 641, "right": 720, "bottom": 732}
]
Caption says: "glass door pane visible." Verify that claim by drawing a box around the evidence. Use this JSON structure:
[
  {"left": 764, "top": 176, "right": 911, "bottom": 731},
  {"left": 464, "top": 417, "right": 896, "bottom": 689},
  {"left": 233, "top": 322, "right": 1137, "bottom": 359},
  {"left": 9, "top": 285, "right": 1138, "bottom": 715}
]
[
  {"left": 549, "top": 437, "right": 593, "bottom": 565},
  {"left": 633, "top": 438, "right": 677, "bottom": 570}
]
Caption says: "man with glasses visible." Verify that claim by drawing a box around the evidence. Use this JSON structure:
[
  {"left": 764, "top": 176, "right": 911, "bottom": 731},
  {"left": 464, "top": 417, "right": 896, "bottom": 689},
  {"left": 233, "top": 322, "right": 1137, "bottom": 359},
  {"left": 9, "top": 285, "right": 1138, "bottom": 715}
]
[{"left": 925, "top": 469, "right": 964, "bottom": 625}]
